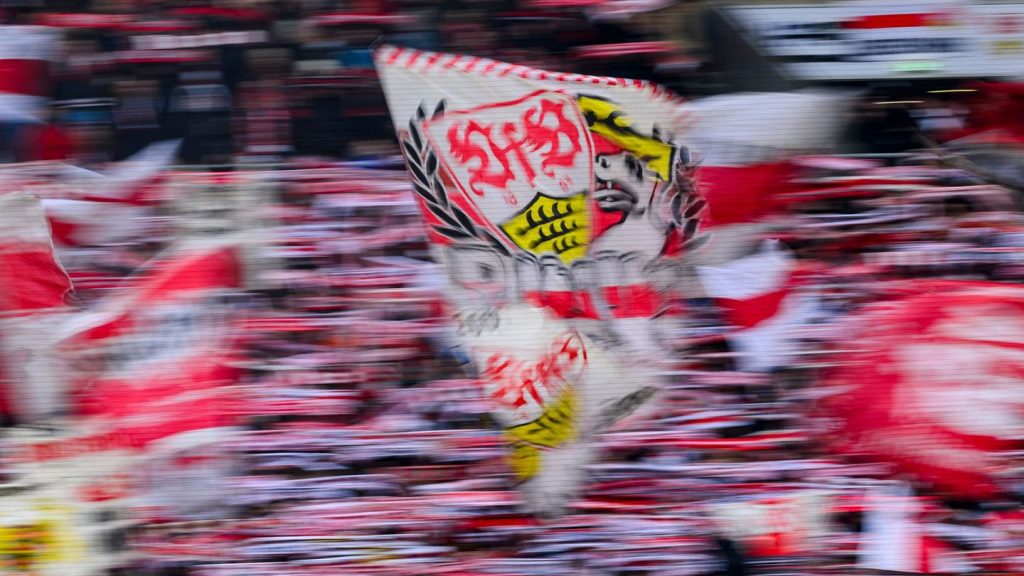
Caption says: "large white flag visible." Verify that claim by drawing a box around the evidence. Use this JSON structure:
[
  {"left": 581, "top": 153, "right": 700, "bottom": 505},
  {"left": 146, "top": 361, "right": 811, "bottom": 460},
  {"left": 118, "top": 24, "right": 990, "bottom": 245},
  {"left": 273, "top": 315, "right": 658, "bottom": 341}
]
[{"left": 375, "top": 45, "right": 705, "bottom": 515}]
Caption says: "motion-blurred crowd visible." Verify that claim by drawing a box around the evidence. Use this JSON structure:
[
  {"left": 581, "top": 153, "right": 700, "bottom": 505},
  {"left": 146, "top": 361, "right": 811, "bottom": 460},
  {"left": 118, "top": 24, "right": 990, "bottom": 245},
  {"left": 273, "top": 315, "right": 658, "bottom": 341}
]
[
  {"left": 0, "top": 0, "right": 700, "bottom": 165},
  {"left": 0, "top": 150, "right": 1017, "bottom": 575},
  {"left": 1, "top": 1, "right": 1024, "bottom": 576}
]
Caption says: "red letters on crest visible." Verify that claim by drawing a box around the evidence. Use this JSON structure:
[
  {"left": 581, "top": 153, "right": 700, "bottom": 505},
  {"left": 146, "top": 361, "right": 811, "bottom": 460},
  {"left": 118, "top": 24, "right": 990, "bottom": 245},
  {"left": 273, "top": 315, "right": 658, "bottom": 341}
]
[
  {"left": 482, "top": 333, "right": 587, "bottom": 412},
  {"left": 445, "top": 97, "right": 584, "bottom": 203}
]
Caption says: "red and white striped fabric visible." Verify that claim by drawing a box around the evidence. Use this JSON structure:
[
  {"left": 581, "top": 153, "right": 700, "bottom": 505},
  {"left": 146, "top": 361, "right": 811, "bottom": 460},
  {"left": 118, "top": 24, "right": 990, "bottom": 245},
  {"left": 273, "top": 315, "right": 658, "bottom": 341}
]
[
  {"left": 108, "top": 49, "right": 211, "bottom": 65},
  {"left": 44, "top": 139, "right": 181, "bottom": 246},
  {"left": 376, "top": 44, "right": 683, "bottom": 107},
  {"left": 0, "top": 191, "right": 74, "bottom": 421},
  {"left": 697, "top": 241, "right": 814, "bottom": 372},
  {"left": 677, "top": 92, "right": 851, "bottom": 168},
  {"left": 45, "top": 199, "right": 150, "bottom": 246},
  {"left": 526, "top": 0, "right": 605, "bottom": 7},
  {"left": 863, "top": 249, "right": 952, "bottom": 268},
  {"left": 572, "top": 41, "right": 675, "bottom": 59},
  {"left": 238, "top": 81, "right": 291, "bottom": 158},
  {"left": 585, "top": 1, "right": 677, "bottom": 21},
  {"left": 34, "top": 13, "right": 133, "bottom": 28},
  {"left": 0, "top": 26, "right": 60, "bottom": 122},
  {"left": 68, "top": 234, "right": 245, "bottom": 428},
  {"left": 130, "top": 30, "right": 267, "bottom": 51},
  {"left": 695, "top": 162, "right": 793, "bottom": 231},
  {"left": 676, "top": 92, "right": 851, "bottom": 264},
  {"left": 0, "top": 191, "right": 73, "bottom": 314},
  {"left": 858, "top": 486, "right": 974, "bottom": 574}
]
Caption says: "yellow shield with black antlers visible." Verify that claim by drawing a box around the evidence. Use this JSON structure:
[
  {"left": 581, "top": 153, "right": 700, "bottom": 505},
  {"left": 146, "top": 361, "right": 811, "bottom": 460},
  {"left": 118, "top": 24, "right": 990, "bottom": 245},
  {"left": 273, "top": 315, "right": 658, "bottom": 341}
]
[{"left": 500, "top": 193, "right": 590, "bottom": 264}]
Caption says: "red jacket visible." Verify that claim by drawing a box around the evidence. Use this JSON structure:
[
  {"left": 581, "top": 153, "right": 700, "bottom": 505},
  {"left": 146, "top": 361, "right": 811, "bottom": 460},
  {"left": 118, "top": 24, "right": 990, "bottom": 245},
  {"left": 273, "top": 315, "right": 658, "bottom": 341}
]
[{"left": 17, "top": 124, "right": 72, "bottom": 162}]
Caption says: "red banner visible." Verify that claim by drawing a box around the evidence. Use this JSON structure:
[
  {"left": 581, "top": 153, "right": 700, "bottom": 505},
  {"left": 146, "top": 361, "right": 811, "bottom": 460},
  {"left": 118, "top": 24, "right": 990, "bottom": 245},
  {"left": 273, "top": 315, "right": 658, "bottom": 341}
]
[
  {"left": 820, "top": 281, "right": 1024, "bottom": 498},
  {"left": 69, "top": 238, "right": 244, "bottom": 426}
]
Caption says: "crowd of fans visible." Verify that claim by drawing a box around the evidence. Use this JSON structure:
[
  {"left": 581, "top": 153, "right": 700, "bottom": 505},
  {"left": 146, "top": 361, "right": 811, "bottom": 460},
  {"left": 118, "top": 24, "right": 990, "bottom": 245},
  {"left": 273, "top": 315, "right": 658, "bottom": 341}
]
[
  {"left": 4, "top": 1, "right": 1024, "bottom": 574},
  {"left": 1, "top": 0, "right": 701, "bottom": 165},
  {"left": 0, "top": 146, "right": 1012, "bottom": 575}
]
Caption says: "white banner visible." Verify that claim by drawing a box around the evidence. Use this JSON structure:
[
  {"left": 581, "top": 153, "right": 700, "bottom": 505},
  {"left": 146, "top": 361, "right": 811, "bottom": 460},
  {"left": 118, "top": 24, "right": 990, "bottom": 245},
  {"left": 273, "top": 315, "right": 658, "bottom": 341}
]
[{"left": 728, "top": 0, "right": 1024, "bottom": 80}]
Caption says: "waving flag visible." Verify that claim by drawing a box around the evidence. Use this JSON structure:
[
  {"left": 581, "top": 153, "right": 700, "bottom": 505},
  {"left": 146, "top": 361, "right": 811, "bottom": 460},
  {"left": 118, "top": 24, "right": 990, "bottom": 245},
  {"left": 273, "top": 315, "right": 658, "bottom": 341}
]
[
  {"left": 821, "top": 281, "right": 1024, "bottom": 498},
  {"left": 0, "top": 187, "right": 246, "bottom": 572},
  {"left": 44, "top": 199, "right": 150, "bottom": 247},
  {"left": 0, "top": 192, "right": 72, "bottom": 313},
  {"left": 44, "top": 140, "right": 182, "bottom": 247},
  {"left": 677, "top": 91, "right": 851, "bottom": 265},
  {"left": 52, "top": 139, "right": 181, "bottom": 203},
  {"left": 0, "top": 26, "right": 59, "bottom": 123},
  {"left": 697, "top": 241, "right": 815, "bottom": 372},
  {"left": 0, "top": 233, "right": 247, "bottom": 575},
  {"left": 710, "top": 490, "right": 832, "bottom": 558},
  {"left": 67, "top": 234, "right": 245, "bottom": 428},
  {"left": 375, "top": 46, "right": 705, "bottom": 515},
  {"left": 0, "top": 192, "right": 74, "bottom": 422}
]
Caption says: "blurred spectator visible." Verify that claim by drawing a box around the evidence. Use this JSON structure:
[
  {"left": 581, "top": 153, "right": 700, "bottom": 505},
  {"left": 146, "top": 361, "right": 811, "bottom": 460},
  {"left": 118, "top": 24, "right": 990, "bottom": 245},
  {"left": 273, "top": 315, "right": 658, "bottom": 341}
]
[
  {"left": 441, "top": 12, "right": 497, "bottom": 58},
  {"left": 911, "top": 98, "right": 965, "bottom": 143},
  {"left": 855, "top": 103, "right": 920, "bottom": 154},
  {"left": 167, "top": 70, "right": 233, "bottom": 164},
  {"left": 62, "top": 105, "right": 115, "bottom": 165},
  {"left": 237, "top": 50, "right": 293, "bottom": 162},
  {"left": 715, "top": 537, "right": 750, "bottom": 576},
  {"left": 0, "top": 119, "right": 39, "bottom": 162},
  {"left": 13, "top": 110, "right": 73, "bottom": 162},
  {"left": 113, "top": 79, "right": 164, "bottom": 160}
]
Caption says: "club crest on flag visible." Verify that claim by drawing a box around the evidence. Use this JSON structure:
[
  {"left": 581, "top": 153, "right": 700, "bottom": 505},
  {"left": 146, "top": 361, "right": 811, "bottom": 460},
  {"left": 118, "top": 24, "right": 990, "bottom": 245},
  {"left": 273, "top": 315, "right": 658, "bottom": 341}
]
[
  {"left": 377, "top": 44, "right": 706, "bottom": 515},
  {"left": 400, "top": 89, "right": 693, "bottom": 265}
]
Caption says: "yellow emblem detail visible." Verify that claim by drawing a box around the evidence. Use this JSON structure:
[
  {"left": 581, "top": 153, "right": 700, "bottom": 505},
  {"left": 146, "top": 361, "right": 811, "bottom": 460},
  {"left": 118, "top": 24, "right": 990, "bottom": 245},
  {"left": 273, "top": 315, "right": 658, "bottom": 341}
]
[
  {"left": 504, "top": 388, "right": 578, "bottom": 482},
  {"left": 577, "top": 95, "right": 675, "bottom": 181},
  {"left": 0, "top": 500, "right": 84, "bottom": 570},
  {"left": 508, "top": 442, "right": 540, "bottom": 482},
  {"left": 500, "top": 193, "right": 589, "bottom": 264}
]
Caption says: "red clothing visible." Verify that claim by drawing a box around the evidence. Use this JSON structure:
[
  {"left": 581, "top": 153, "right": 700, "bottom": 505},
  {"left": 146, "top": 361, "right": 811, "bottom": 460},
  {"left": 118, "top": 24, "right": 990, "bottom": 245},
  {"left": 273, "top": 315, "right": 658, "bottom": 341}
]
[
  {"left": 17, "top": 124, "right": 72, "bottom": 161},
  {"left": 37, "top": 125, "right": 72, "bottom": 160},
  {"left": 351, "top": 0, "right": 392, "bottom": 12}
]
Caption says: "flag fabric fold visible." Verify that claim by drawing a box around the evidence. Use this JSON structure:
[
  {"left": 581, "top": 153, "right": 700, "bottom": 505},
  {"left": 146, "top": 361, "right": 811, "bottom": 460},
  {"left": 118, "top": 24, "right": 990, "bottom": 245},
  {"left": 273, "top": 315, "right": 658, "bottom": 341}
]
[
  {"left": 0, "top": 26, "right": 59, "bottom": 123},
  {"left": 0, "top": 191, "right": 75, "bottom": 421},
  {"left": 0, "top": 191, "right": 73, "bottom": 313},
  {"left": 44, "top": 140, "right": 182, "bottom": 247},
  {"left": 698, "top": 241, "right": 815, "bottom": 372}
]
